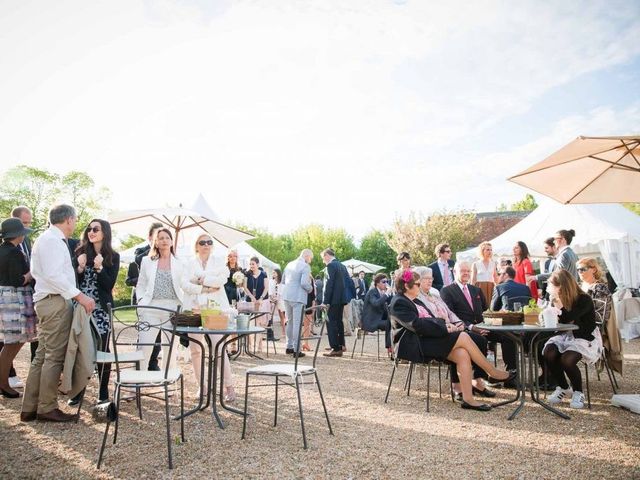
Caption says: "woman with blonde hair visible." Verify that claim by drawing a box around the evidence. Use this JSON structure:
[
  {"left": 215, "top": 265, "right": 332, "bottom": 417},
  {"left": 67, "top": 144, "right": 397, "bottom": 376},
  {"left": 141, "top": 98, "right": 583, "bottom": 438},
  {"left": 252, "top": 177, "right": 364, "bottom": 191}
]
[
  {"left": 543, "top": 269, "right": 603, "bottom": 409},
  {"left": 471, "top": 241, "right": 498, "bottom": 303},
  {"left": 576, "top": 257, "right": 611, "bottom": 321}
]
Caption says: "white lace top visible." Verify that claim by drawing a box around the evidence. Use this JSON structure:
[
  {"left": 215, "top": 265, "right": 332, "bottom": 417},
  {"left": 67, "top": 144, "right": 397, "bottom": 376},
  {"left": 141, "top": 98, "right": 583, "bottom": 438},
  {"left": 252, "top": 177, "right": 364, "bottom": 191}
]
[{"left": 473, "top": 259, "right": 496, "bottom": 282}]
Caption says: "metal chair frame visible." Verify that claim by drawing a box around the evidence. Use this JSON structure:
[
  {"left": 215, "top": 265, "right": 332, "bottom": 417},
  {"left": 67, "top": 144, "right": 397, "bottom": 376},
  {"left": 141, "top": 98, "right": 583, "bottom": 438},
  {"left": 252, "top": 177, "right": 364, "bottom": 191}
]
[
  {"left": 97, "top": 305, "right": 185, "bottom": 470},
  {"left": 351, "top": 326, "right": 382, "bottom": 361},
  {"left": 241, "top": 306, "right": 333, "bottom": 449}
]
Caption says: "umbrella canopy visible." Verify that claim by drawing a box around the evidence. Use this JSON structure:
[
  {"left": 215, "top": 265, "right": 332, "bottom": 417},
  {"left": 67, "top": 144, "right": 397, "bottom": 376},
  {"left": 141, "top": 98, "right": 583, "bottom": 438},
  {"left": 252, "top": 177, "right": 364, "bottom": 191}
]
[
  {"left": 508, "top": 135, "right": 640, "bottom": 204},
  {"left": 109, "top": 207, "right": 254, "bottom": 248},
  {"left": 341, "top": 258, "right": 385, "bottom": 275}
]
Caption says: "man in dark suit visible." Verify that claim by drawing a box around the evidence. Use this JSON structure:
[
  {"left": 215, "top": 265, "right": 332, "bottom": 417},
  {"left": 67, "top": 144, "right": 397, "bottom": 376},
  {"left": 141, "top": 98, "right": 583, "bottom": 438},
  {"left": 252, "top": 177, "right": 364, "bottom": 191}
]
[
  {"left": 355, "top": 271, "right": 368, "bottom": 300},
  {"left": 320, "top": 248, "right": 350, "bottom": 357},
  {"left": 491, "top": 266, "right": 532, "bottom": 311},
  {"left": 534, "top": 237, "right": 557, "bottom": 299},
  {"left": 361, "top": 273, "right": 392, "bottom": 349},
  {"left": 428, "top": 242, "right": 455, "bottom": 291}
]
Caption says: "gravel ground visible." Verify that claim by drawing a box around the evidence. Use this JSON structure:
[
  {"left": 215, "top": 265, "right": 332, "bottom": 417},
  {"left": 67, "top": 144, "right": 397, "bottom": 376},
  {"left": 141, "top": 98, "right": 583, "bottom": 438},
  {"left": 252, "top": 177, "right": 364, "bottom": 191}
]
[{"left": 1, "top": 332, "right": 639, "bottom": 480}]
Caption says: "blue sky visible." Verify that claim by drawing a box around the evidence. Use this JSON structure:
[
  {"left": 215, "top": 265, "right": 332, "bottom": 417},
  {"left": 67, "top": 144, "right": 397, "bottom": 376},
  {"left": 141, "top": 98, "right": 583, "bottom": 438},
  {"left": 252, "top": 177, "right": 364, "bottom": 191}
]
[{"left": 0, "top": 0, "right": 638, "bottom": 240}]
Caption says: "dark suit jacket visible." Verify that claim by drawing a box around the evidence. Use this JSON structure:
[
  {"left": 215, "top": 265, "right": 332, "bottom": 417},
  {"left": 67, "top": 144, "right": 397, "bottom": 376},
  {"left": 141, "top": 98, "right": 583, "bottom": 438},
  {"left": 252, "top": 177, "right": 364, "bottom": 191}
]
[
  {"left": 362, "top": 288, "right": 390, "bottom": 331},
  {"left": 355, "top": 278, "right": 368, "bottom": 300},
  {"left": 427, "top": 259, "right": 455, "bottom": 291},
  {"left": 323, "top": 259, "right": 351, "bottom": 306},
  {"left": 125, "top": 244, "right": 151, "bottom": 287},
  {"left": 440, "top": 282, "right": 487, "bottom": 327},
  {"left": 490, "top": 279, "right": 532, "bottom": 311}
]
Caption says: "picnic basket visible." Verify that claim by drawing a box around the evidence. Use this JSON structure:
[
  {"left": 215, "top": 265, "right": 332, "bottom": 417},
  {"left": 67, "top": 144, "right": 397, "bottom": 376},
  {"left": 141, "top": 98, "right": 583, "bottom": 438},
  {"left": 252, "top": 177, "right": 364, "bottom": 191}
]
[{"left": 482, "top": 310, "right": 523, "bottom": 325}]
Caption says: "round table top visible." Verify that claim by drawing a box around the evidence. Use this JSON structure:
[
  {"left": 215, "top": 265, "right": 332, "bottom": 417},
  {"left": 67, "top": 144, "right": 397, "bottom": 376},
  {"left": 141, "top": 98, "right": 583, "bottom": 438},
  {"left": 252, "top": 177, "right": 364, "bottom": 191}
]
[
  {"left": 475, "top": 322, "right": 578, "bottom": 333},
  {"left": 167, "top": 325, "right": 266, "bottom": 335}
]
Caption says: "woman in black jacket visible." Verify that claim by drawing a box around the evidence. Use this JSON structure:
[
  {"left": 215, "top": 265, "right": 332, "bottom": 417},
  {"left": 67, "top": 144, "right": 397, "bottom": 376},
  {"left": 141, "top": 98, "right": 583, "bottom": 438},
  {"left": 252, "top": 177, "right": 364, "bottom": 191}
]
[
  {"left": 390, "top": 270, "right": 514, "bottom": 411},
  {"left": 543, "top": 269, "right": 602, "bottom": 409},
  {"left": 74, "top": 219, "right": 120, "bottom": 403}
]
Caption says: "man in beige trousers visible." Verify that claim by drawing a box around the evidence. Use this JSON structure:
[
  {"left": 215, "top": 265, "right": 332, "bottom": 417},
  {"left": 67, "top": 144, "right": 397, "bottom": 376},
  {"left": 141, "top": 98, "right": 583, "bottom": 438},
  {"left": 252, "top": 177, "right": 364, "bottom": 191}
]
[{"left": 21, "top": 204, "right": 95, "bottom": 423}]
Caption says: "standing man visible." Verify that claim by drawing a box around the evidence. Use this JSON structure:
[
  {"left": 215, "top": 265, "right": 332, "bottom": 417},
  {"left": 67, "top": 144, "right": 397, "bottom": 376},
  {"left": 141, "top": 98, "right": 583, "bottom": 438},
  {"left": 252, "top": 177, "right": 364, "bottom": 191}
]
[
  {"left": 1, "top": 206, "right": 35, "bottom": 389},
  {"left": 428, "top": 243, "right": 455, "bottom": 291},
  {"left": 21, "top": 204, "right": 95, "bottom": 423},
  {"left": 533, "top": 237, "right": 557, "bottom": 298},
  {"left": 320, "top": 248, "right": 350, "bottom": 357},
  {"left": 282, "top": 249, "right": 313, "bottom": 357},
  {"left": 355, "top": 271, "right": 368, "bottom": 300}
]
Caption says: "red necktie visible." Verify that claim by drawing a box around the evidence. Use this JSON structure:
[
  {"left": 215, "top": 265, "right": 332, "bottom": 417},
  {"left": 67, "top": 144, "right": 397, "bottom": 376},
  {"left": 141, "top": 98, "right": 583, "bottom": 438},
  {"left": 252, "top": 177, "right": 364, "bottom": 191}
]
[{"left": 462, "top": 284, "right": 474, "bottom": 309}]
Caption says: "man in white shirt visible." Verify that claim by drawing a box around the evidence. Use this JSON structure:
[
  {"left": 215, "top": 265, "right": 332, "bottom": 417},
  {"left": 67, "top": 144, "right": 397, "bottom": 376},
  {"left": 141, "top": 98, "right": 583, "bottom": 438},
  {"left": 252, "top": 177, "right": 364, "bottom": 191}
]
[{"left": 21, "top": 204, "right": 95, "bottom": 423}]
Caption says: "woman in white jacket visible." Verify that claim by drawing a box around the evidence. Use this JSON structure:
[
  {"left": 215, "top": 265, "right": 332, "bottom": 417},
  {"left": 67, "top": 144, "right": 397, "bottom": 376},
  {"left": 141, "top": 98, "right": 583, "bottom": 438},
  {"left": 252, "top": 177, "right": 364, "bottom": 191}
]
[
  {"left": 136, "top": 228, "right": 202, "bottom": 370},
  {"left": 183, "top": 234, "right": 236, "bottom": 402}
]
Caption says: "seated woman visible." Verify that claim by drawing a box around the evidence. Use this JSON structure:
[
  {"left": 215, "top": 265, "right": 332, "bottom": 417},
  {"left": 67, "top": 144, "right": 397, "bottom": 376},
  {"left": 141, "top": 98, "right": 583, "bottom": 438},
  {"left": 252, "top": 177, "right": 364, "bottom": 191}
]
[
  {"left": 389, "top": 270, "right": 514, "bottom": 411},
  {"left": 361, "top": 273, "right": 392, "bottom": 354},
  {"left": 577, "top": 257, "right": 611, "bottom": 322},
  {"left": 543, "top": 269, "right": 603, "bottom": 409}
]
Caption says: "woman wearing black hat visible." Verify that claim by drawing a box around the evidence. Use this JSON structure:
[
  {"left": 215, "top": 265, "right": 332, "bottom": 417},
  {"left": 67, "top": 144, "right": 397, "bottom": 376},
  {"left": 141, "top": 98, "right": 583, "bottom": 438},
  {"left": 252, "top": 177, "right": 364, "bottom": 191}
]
[{"left": 0, "top": 218, "right": 37, "bottom": 398}]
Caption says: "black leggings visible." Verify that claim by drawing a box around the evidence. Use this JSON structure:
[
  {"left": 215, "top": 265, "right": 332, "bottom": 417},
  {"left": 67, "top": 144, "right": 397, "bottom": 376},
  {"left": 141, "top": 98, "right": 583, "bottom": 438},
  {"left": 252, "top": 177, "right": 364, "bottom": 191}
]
[{"left": 543, "top": 344, "right": 583, "bottom": 391}]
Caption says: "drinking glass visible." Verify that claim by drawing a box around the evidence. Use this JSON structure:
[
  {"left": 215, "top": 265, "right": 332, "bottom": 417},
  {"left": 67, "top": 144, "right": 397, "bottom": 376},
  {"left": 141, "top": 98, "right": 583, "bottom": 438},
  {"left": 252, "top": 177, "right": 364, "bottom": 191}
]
[{"left": 513, "top": 302, "right": 522, "bottom": 312}]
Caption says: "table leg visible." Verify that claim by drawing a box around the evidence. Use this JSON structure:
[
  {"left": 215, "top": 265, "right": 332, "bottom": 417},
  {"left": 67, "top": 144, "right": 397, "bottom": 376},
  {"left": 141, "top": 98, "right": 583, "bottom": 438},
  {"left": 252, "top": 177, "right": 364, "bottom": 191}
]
[
  {"left": 172, "top": 334, "right": 208, "bottom": 420},
  {"left": 528, "top": 333, "right": 571, "bottom": 420},
  {"left": 210, "top": 335, "right": 225, "bottom": 429},
  {"left": 506, "top": 334, "right": 527, "bottom": 420},
  {"left": 219, "top": 335, "right": 247, "bottom": 416},
  {"left": 491, "top": 332, "right": 521, "bottom": 410}
]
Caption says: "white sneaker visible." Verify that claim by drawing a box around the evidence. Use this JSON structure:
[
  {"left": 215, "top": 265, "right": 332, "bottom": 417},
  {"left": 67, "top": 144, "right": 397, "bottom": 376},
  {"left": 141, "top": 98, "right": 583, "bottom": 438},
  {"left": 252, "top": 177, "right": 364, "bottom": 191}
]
[
  {"left": 9, "top": 376, "right": 24, "bottom": 389},
  {"left": 569, "top": 391, "right": 585, "bottom": 409},
  {"left": 548, "top": 386, "right": 572, "bottom": 404}
]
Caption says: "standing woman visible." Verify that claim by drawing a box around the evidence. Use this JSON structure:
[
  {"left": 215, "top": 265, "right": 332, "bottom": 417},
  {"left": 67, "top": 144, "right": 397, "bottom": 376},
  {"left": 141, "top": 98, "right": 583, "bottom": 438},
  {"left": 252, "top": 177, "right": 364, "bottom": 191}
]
[
  {"left": 74, "top": 219, "right": 120, "bottom": 403},
  {"left": 301, "top": 273, "right": 317, "bottom": 351},
  {"left": 136, "top": 228, "right": 201, "bottom": 369},
  {"left": 223, "top": 249, "right": 243, "bottom": 354},
  {"left": 268, "top": 268, "right": 287, "bottom": 339},
  {"left": 244, "top": 257, "right": 270, "bottom": 351},
  {"left": 513, "top": 241, "right": 538, "bottom": 301},
  {"left": 183, "top": 234, "right": 236, "bottom": 402},
  {"left": 543, "top": 269, "right": 602, "bottom": 409},
  {"left": 471, "top": 241, "right": 499, "bottom": 303},
  {"left": 0, "top": 218, "right": 36, "bottom": 398}
]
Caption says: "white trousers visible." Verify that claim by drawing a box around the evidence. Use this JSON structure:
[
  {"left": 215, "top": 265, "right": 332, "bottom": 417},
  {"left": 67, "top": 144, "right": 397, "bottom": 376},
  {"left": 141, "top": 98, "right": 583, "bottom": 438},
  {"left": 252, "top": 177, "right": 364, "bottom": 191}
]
[{"left": 137, "top": 299, "right": 180, "bottom": 371}]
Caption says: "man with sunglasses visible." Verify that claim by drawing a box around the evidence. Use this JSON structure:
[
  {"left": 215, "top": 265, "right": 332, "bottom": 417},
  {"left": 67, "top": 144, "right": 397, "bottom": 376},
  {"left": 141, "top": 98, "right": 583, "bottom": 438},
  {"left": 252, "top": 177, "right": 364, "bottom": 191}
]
[
  {"left": 428, "top": 243, "right": 456, "bottom": 291},
  {"left": 361, "top": 273, "right": 392, "bottom": 352}
]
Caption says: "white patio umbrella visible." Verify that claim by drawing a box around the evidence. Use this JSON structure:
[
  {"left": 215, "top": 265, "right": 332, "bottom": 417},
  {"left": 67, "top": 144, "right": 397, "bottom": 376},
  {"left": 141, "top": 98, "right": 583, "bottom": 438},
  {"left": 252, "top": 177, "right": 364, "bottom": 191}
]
[
  {"left": 508, "top": 135, "right": 640, "bottom": 204},
  {"left": 109, "top": 207, "right": 254, "bottom": 249},
  {"left": 341, "top": 258, "right": 385, "bottom": 275}
]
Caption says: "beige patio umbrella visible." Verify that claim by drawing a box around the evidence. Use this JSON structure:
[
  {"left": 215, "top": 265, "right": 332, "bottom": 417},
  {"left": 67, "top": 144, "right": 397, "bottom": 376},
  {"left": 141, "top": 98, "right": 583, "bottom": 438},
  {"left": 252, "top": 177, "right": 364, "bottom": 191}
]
[
  {"left": 508, "top": 135, "right": 640, "bottom": 204},
  {"left": 341, "top": 258, "right": 385, "bottom": 275}
]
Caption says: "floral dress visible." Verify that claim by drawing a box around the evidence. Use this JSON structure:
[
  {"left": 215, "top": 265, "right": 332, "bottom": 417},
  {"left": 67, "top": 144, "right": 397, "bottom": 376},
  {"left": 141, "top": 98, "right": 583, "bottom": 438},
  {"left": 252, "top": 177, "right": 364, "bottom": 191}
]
[{"left": 79, "top": 266, "right": 109, "bottom": 335}]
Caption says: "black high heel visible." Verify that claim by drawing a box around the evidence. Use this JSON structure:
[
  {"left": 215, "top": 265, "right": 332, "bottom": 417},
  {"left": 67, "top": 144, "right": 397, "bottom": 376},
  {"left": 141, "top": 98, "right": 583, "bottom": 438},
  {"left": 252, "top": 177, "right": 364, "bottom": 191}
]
[
  {"left": 0, "top": 387, "right": 21, "bottom": 399},
  {"left": 488, "top": 370, "right": 518, "bottom": 385}
]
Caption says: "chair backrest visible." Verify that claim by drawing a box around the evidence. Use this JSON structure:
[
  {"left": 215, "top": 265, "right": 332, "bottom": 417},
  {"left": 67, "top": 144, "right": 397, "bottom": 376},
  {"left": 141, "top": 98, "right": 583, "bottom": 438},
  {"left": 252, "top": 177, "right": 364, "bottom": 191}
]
[
  {"left": 592, "top": 297, "right": 610, "bottom": 329},
  {"left": 108, "top": 304, "right": 181, "bottom": 382},
  {"left": 295, "top": 305, "right": 327, "bottom": 370}
]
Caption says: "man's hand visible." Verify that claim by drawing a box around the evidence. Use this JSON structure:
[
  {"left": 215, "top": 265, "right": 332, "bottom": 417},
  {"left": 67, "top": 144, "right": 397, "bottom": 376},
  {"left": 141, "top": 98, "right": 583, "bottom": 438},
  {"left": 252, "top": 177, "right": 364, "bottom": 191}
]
[{"left": 76, "top": 293, "right": 96, "bottom": 314}]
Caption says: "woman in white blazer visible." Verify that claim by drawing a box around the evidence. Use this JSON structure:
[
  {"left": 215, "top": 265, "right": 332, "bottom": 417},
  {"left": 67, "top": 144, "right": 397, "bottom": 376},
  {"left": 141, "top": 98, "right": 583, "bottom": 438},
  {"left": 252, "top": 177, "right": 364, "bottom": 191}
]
[
  {"left": 136, "top": 228, "right": 202, "bottom": 370},
  {"left": 183, "top": 234, "right": 236, "bottom": 402}
]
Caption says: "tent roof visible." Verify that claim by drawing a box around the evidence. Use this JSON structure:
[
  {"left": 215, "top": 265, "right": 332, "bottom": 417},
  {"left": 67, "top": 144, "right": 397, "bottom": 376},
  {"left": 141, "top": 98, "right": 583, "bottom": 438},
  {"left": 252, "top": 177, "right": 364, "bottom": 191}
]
[{"left": 457, "top": 200, "right": 640, "bottom": 260}]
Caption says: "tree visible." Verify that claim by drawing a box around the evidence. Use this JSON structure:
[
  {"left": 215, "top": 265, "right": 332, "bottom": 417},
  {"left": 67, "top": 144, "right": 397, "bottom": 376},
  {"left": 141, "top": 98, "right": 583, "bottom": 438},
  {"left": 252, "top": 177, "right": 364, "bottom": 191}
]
[
  {"left": 289, "top": 224, "right": 357, "bottom": 275},
  {"left": 623, "top": 203, "right": 640, "bottom": 215},
  {"left": 497, "top": 193, "right": 538, "bottom": 212},
  {"left": 357, "top": 230, "right": 397, "bottom": 273}
]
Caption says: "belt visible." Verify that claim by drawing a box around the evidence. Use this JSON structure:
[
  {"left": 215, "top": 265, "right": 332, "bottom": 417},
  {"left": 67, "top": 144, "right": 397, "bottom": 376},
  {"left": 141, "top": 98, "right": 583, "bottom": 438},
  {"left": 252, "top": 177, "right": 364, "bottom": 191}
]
[{"left": 37, "top": 293, "right": 62, "bottom": 301}]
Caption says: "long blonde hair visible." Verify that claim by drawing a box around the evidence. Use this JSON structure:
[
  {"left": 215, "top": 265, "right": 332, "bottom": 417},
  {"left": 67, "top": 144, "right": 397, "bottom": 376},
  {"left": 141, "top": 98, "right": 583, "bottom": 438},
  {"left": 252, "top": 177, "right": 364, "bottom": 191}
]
[{"left": 549, "top": 269, "right": 580, "bottom": 311}]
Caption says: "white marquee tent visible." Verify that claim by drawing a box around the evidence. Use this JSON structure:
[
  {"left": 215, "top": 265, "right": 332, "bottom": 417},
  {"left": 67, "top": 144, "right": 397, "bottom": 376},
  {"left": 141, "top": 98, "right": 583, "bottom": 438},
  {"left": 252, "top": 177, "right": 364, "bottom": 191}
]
[{"left": 457, "top": 200, "right": 640, "bottom": 289}]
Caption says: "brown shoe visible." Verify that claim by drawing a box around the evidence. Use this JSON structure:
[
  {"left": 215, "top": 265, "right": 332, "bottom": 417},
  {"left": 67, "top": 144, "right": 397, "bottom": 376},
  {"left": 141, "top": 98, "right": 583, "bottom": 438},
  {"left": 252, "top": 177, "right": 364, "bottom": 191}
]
[
  {"left": 341, "top": 345, "right": 347, "bottom": 352},
  {"left": 37, "top": 408, "right": 78, "bottom": 423},
  {"left": 20, "top": 411, "right": 37, "bottom": 422},
  {"left": 323, "top": 349, "right": 343, "bottom": 357}
]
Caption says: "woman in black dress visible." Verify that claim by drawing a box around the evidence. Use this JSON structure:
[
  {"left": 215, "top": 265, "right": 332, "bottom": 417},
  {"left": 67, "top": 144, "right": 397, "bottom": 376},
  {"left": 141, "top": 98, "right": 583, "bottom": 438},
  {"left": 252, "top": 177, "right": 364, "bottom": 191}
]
[{"left": 390, "top": 270, "right": 514, "bottom": 411}]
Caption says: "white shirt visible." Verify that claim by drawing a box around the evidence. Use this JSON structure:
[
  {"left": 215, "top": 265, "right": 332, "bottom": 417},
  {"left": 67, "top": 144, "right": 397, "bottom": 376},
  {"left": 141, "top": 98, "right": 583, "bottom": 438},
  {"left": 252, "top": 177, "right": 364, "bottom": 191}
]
[{"left": 31, "top": 225, "right": 80, "bottom": 302}]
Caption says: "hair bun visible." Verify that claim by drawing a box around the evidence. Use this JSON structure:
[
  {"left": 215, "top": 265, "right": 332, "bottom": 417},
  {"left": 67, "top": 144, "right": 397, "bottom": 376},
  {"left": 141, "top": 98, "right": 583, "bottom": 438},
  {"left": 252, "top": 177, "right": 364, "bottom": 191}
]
[{"left": 568, "top": 229, "right": 575, "bottom": 235}]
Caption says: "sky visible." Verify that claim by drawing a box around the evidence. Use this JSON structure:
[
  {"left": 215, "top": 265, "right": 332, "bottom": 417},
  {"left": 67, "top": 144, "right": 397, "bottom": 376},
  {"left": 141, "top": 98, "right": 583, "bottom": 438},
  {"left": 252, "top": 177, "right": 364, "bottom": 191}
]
[{"left": 1, "top": 0, "right": 639, "bottom": 242}]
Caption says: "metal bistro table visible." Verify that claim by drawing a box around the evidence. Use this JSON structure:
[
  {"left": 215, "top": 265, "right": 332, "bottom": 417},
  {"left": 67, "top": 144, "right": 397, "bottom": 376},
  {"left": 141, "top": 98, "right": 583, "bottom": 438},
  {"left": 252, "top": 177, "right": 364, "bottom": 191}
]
[
  {"left": 170, "top": 324, "right": 266, "bottom": 429},
  {"left": 229, "top": 309, "right": 271, "bottom": 361},
  {"left": 477, "top": 322, "right": 579, "bottom": 420}
]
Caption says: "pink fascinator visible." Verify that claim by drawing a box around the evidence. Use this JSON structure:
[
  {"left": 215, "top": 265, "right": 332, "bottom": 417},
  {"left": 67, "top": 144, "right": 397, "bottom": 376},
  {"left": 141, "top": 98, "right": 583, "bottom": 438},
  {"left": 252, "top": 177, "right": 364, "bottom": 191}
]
[{"left": 401, "top": 270, "right": 413, "bottom": 283}]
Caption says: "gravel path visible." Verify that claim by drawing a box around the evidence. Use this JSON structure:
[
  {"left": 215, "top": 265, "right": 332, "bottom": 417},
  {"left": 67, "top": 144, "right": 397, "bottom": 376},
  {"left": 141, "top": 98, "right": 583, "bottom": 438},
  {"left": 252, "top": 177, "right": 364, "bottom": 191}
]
[{"left": 1, "top": 333, "right": 639, "bottom": 479}]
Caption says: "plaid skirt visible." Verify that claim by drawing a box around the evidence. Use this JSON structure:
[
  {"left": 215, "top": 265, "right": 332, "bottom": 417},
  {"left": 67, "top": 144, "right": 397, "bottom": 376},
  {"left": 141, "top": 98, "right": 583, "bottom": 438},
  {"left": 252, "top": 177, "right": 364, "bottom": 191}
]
[{"left": 0, "top": 285, "right": 38, "bottom": 344}]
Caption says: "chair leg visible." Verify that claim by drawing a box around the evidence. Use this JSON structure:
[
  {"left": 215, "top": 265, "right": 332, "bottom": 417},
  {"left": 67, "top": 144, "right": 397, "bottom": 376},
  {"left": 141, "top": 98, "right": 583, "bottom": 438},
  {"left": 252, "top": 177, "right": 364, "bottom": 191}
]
[
  {"left": 384, "top": 361, "right": 398, "bottom": 404},
  {"left": 438, "top": 363, "right": 442, "bottom": 398},
  {"left": 406, "top": 363, "right": 414, "bottom": 397},
  {"left": 75, "top": 388, "right": 86, "bottom": 423},
  {"left": 113, "top": 384, "right": 121, "bottom": 445},
  {"left": 274, "top": 377, "right": 279, "bottom": 427},
  {"left": 180, "top": 376, "right": 185, "bottom": 442},
  {"left": 164, "top": 385, "right": 174, "bottom": 469},
  {"left": 603, "top": 358, "right": 618, "bottom": 394},
  {"left": 360, "top": 332, "right": 365, "bottom": 356},
  {"left": 241, "top": 373, "right": 250, "bottom": 440},
  {"left": 351, "top": 330, "right": 358, "bottom": 359},
  {"left": 426, "top": 363, "right": 431, "bottom": 413},
  {"left": 97, "top": 417, "right": 111, "bottom": 469},
  {"left": 135, "top": 361, "right": 143, "bottom": 420},
  {"left": 584, "top": 363, "right": 591, "bottom": 409},
  {"left": 376, "top": 331, "right": 380, "bottom": 362},
  {"left": 314, "top": 371, "right": 333, "bottom": 435},
  {"left": 294, "top": 374, "right": 308, "bottom": 449}
]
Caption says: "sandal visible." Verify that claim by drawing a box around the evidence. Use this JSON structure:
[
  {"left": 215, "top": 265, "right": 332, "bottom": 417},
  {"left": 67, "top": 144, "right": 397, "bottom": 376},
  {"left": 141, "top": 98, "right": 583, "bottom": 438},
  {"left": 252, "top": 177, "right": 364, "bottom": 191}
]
[{"left": 302, "top": 344, "right": 311, "bottom": 351}]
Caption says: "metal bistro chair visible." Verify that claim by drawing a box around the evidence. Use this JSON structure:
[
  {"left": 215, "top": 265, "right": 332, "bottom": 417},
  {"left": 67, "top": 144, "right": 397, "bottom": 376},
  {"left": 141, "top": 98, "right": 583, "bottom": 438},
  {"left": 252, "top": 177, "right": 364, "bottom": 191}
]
[
  {"left": 351, "top": 326, "right": 383, "bottom": 361},
  {"left": 582, "top": 297, "right": 619, "bottom": 408},
  {"left": 97, "top": 305, "right": 185, "bottom": 470},
  {"left": 241, "top": 305, "right": 333, "bottom": 449}
]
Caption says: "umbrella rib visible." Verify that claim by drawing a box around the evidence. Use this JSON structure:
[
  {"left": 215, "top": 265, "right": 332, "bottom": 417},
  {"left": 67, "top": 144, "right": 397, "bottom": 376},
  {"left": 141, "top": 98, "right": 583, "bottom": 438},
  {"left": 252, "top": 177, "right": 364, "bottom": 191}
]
[{"left": 620, "top": 139, "right": 640, "bottom": 168}]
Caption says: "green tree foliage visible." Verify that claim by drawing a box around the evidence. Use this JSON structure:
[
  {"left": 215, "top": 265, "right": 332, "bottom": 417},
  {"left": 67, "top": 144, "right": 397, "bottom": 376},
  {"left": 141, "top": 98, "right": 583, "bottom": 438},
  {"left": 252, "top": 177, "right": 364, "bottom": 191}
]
[
  {"left": 623, "top": 203, "right": 640, "bottom": 215},
  {"left": 358, "top": 229, "right": 399, "bottom": 273},
  {"left": 119, "top": 234, "right": 146, "bottom": 250},
  {"left": 497, "top": 193, "right": 538, "bottom": 212},
  {"left": 387, "top": 210, "right": 480, "bottom": 265},
  {"left": 0, "top": 165, "right": 111, "bottom": 239},
  {"left": 289, "top": 224, "right": 357, "bottom": 275}
]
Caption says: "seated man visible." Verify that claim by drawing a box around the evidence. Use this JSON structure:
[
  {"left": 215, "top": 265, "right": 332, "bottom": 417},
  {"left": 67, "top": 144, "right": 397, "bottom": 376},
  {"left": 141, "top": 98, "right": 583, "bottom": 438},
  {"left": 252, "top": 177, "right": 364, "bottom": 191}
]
[
  {"left": 361, "top": 273, "right": 392, "bottom": 353},
  {"left": 491, "top": 266, "right": 532, "bottom": 311},
  {"left": 441, "top": 262, "right": 517, "bottom": 389}
]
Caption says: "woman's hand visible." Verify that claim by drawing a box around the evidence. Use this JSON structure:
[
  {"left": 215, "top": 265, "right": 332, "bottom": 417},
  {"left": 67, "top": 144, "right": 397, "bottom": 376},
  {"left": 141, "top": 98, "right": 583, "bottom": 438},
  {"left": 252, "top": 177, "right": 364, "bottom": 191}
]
[{"left": 77, "top": 253, "right": 87, "bottom": 273}]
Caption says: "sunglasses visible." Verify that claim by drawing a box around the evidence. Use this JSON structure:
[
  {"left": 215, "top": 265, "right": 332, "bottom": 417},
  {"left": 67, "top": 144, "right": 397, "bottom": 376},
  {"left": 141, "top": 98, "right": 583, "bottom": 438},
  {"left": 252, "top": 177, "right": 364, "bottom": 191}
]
[
  {"left": 198, "top": 240, "right": 214, "bottom": 246},
  {"left": 577, "top": 267, "right": 590, "bottom": 273},
  {"left": 381, "top": 279, "right": 388, "bottom": 284},
  {"left": 85, "top": 226, "right": 101, "bottom": 234},
  {"left": 443, "top": 249, "right": 452, "bottom": 253}
]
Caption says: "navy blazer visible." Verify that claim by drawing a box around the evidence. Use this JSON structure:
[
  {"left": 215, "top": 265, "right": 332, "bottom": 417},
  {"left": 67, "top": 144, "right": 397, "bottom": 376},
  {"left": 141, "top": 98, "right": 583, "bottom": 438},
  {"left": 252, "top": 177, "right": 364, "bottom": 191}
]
[
  {"left": 427, "top": 259, "right": 455, "bottom": 291},
  {"left": 362, "top": 288, "right": 391, "bottom": 331},
  {"left": 440, "top": 282, "right": 487, "bottom": 327},
  {"left": 490, "top": 279, "right": 532, "bottom": 311},
  {"left": 323, "top": 259, "right": 351, "bottom": 306}
]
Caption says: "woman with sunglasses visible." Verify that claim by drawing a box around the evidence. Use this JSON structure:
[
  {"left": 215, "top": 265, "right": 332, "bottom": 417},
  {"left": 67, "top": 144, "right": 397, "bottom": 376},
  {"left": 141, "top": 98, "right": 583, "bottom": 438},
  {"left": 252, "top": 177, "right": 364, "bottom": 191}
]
[
  {"left": 390, "top": 270, "right": 515, "bottom": 411},
  {"left": 183, "top": 234, "right": 236, "bottom": 402},
  {"left": 361, "top": 273, "right": 393, "bottom": 354},
  {"left": 73, "top": 219, "right": 119, "bottom": 403}
]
